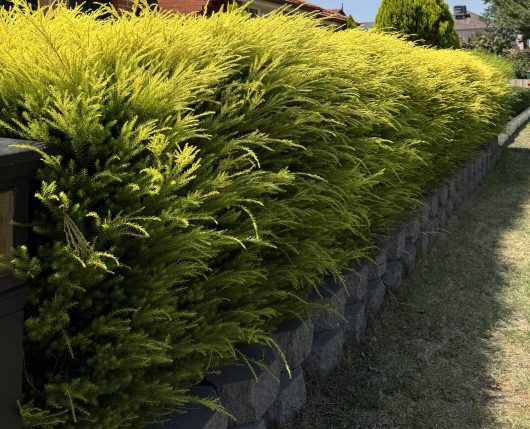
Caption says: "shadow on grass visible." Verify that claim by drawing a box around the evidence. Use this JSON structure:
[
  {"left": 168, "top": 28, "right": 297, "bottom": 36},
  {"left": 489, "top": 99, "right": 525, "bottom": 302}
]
[{"left": 284, "top": 131, "right": 530, "bottom": 429}]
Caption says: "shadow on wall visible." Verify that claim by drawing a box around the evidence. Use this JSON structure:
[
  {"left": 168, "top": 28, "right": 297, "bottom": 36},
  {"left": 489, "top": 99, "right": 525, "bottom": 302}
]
[{"left": 284, "top": 135, "right": 530, "bottom": 429}]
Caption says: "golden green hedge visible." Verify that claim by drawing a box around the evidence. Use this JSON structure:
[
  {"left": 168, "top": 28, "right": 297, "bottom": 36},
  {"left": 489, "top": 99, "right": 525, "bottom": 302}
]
[{"left": 0, "top": 2, "right": 511, "bottom": 427}]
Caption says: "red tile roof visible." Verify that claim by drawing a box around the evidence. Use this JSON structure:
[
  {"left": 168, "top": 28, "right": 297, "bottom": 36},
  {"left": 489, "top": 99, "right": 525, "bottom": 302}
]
[
  {"left": 265, "top": 0, "right": 347, "bottom": 22},
  {"left": 158, "top": 0, "right": 348, "bottom": 24}
]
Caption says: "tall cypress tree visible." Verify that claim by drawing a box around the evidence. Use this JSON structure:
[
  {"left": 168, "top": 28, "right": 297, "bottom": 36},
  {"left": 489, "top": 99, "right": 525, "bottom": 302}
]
[
  {"left": 375, "top": 0, "right": 461, "bottom": 49},
  {"left": 346, "top": 15, "right": 358, "bottom": 29}
]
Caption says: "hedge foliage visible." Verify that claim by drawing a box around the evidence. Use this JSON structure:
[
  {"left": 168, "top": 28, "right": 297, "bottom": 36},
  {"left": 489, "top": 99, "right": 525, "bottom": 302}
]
[{"left": 0, "top": 2, "right": 511, "bottom": 427}]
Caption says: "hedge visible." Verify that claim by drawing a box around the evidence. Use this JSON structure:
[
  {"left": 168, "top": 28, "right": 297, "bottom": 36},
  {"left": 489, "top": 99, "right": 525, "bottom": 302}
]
[{"left": 0, "top": 2, "right": 511, "bottom": 427}]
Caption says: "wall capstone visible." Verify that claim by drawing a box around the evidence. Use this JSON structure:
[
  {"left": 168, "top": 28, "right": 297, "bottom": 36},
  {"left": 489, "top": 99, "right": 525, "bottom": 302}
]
[
  {"left": 273, "top": 318, "right": 314, "bottom": 369},
  {"left": 205, "top": 345, "right": 280, "bottom": 427},
  {"left": 263, "top": 367, "right": 306, "bottom": 428}
]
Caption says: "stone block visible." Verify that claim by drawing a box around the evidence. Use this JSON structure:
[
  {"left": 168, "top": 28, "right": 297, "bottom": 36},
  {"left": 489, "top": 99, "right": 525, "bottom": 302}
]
[
  {"left": 417, "top": 204, "right": 430, "bottom": 228},
  {"left": 264, "top": 367, "right": 306, "bottom": 428},
  {"left": 382, "top": 261, "right": 403, "bottom": 291},
  {"left": 385, "top": 229, "right": 406, "bottom": 261},
  {"left": 430, "top": 215, "right": 440, "bottom": 232},
  {"left": 415, "top": 233, "right": 430, "bottom": 257},
  {"left": 454, "top": 171, "right": 466, "bottom": 200},
  {"left": 403, "top": 217, "right": 421, "bottom": 245},
  {"left": 445, "top": 198, "right": 454, "bottom": 215},
  {"left": 401, "top": 243, "right": 416, "bottom": 275},
  {"left": 426, "top": 193, "right": 439, "bottom": 218},
  {"left": 447, "top": 177, "right": 456, "bottom": 199},
  {"left": 302, "top": 328, "right": 344, "bottom": 381},
  {"left": 437, "top": 184, "right": 449, "bottom": 207},
  {"left": 343, "top": 302, "right": 367, "bottom": 342},
  {"left": 234, "top": 420, "right": 266, "bottom": 429},
  {"left": 366, "top": 250, "right": 387, "bottom": 280},
  {"left": 438, "top": 208, "right": 447, "bottom": 228},
  {"left": 460, "top": 181, "right": 470, "bottom": 198},
  {"left": 343, "top": 263, "right": 368, "bottom": 304},
  {"left": 273, "top": 318, "right": 314, "bottom": 369},
  {"left": 206, "top": 345, "right": 280, "bottom": 427},
  {"left": 153, "top": 386, "right": 227, "bottom": 429},
  {"left": 366, "top": 279, "right": 385, "bottom": 316},
  {"left": 309, "top": 277, "right": 346, "bottom": 334},
  {"left": 467, "top": 160, "right": 475, "bottom": 179}
]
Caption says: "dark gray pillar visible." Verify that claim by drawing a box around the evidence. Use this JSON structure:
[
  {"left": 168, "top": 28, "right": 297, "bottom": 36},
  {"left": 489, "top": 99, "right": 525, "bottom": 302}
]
[{"left": 0, "top": 138, "right": 45, "bottom": 429}]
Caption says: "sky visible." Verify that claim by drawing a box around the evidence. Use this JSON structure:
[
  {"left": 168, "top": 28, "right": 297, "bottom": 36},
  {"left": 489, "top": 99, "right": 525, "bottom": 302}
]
[{"left": 315, "top": 0, "right": 487, "bottom": 22}]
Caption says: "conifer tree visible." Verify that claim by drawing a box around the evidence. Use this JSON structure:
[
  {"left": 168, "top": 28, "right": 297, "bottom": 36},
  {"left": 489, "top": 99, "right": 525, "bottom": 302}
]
[
  {"left": 374, "top": 0, "right": 461, "bottom": 49},
  {"left": 346, "top": 15, "right": 357, "bottom": 29}
]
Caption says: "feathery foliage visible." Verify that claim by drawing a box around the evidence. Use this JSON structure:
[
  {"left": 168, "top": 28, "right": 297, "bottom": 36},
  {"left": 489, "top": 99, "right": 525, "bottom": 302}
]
[
  {"left": 375, "top": 0, "right": 461, "bottom": 48},
  {"left": 0, "top": 2, "right": 511, "bottom": 427}
]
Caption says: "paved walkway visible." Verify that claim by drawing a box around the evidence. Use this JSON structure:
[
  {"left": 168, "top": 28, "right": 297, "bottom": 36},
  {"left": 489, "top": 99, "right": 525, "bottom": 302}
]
[{"left": 285, "top": 123, "right": 530, "bottom": 429}]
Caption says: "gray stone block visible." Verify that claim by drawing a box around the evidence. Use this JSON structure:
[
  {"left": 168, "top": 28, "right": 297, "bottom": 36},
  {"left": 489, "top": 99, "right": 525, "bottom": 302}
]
[
  {"left": 426, "top": 193, "right": 439, "bottom": 218},
  {"left": 233, "top": 420, "right": 266, "bottom": 429},
  {"left": 366, "top": 250, "right": 387, "bottom": 280},
  {"left": 415, "top": 233, "right": 430, "bottom": 257},
  {"left": 264, "top": 367, "right": 306, "bottom": 428},
  {"left": 446, "top": 198, "right": 455, "bottom": 215},
  {"left": 382, "top": 261, "right": 403, "bottom": 291},
  {"left": 343, "top": 302, "right": 367, "bottom": 342},
  {"left": 302, "top": 328, "right": 344, "bottom": 381},
  {"left": 417, "top": 204, "right": 430, "bottom": 228},
  {"left": 439, "top": 209, "right": 447, "bottom": 227},
  {"left": 437, "top": 184, "right": 449, "bottom": 207},
  {"left": 366, "top": 279, "right": 385, "bottom": 316},
  {"left": 273, "top": 318, "right": 314, "bottom": 369},
  {"left": 467, "top": 160, "right": 475, "bottom": 180},
  {"left": 385, "top": 229, "right": 406, "bottom": 261},
  {"left": 403, "top": 217, "right": 421, "bottom": 245},
  {"left": 206, "top": 345, "right": 280, "bottom": 427},
  {"left": 454, "top": 171, "right": 466, "bottom": 200},
  {"left": 447, "top": 178, "right": 456, "bottom": 199},
  {"left": 152, "top": 386, "right": 227, "bottom": 429},
  {"left": 401, "top": 243, "right": 416, "bottom": 275},
  {"left": 344, "top": 263, "right": 368, "bottom": 304},
  {"left": 430, "top": 215, "right": 440, "bottom": 232},
  {"left": 309, "top": 277, "right": 346, "bottom": 334},
  {"left": 460, "top": 181, "right": 470, "bottom": 198}
]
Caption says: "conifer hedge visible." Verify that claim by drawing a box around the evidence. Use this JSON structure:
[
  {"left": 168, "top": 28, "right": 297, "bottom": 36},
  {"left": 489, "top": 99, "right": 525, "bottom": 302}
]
[{"left": 0, "top": 2, "right": 511, "bottom": 427}]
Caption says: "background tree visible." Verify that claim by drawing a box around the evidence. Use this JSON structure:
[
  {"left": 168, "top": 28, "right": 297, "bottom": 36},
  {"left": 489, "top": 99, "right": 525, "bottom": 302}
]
[
  {"left": 484, "top": 0, "right": 530, "bottom": 41},
  {"left": 374, "top": 0, "right": 460, "bottom": 49},
  {"left": 346, "top": 15, "right": 358, "bottom": 29}
]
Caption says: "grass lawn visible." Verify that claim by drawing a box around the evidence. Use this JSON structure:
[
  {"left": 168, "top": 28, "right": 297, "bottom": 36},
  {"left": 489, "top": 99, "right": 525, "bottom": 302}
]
[{"left": 285, "top": 123, "right": 530, "bottom": 429}]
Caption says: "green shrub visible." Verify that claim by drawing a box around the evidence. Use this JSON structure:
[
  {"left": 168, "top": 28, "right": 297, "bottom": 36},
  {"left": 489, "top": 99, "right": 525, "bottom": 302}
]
[
  {"left": 506, "top": 49, "right": 530, "bottom": 79},
  {"left": 0, "top": 2, "right": 511, "bottom": 427},
  {"left": 509, "top": 87, "right": 530, "bottom": 114},
  {"left": 374, "top": 0, "right": 461, "bottom": 49}
]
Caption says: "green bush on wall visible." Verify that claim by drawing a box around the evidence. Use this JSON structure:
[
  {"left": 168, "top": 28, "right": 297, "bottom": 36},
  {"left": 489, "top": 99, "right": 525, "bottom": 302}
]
[{"left": 0, "top": 2, "right": 512, "bottom": 427}]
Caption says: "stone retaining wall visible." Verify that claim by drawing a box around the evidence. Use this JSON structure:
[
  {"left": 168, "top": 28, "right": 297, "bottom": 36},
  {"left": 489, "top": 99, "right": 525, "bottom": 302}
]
[{"left": 153, "top": 137, "right": 504, "bottom": 429}]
